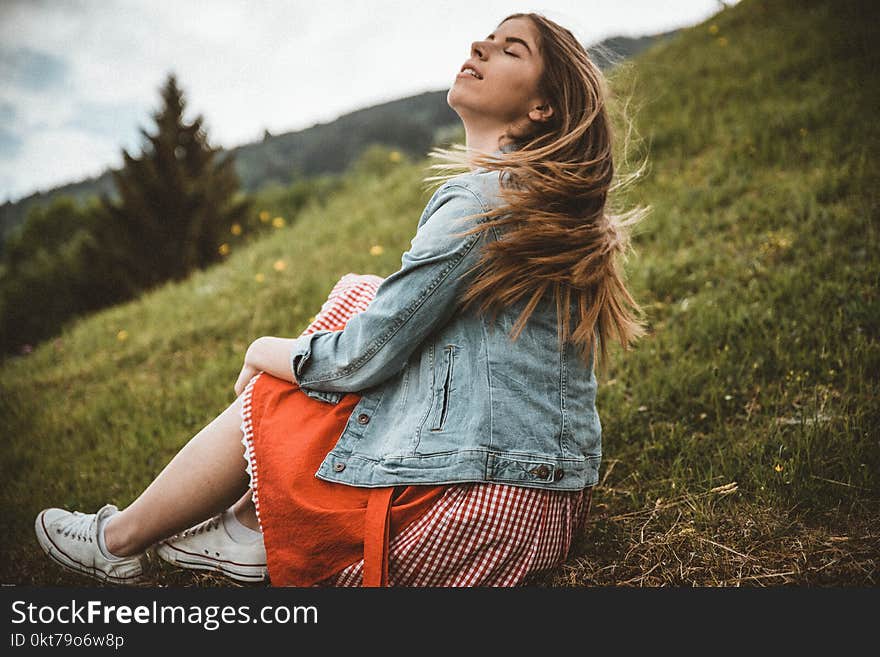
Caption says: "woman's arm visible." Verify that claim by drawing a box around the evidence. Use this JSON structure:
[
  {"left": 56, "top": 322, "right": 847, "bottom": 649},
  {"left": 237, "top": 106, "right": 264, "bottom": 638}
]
[
  {"left": 287, "top": 183, "right": 491, "bottom": 395},
  {"left": 246, "top": 336, "right": 299, "bottom": 384}
]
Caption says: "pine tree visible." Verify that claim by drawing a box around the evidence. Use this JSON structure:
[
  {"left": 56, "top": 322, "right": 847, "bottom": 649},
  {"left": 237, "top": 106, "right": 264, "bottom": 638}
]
[{"left": 96, "top": 72, "right": 250, "bottom": 289}]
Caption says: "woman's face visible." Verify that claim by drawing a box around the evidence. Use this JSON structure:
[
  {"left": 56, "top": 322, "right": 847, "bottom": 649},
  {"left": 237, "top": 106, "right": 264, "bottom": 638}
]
[{"left": 448, "top": 17, "right": 548, "bottom": 131}]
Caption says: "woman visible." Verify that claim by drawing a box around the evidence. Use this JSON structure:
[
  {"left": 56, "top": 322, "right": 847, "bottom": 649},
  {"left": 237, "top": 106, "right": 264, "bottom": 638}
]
[{"left": 34, "top": 12, "right": 647, "bottom": 586}]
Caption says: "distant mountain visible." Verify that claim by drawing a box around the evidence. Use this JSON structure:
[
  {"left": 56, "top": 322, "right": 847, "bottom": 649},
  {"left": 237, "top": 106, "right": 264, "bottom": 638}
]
[
  {"left": 587, "top": 28, "right": 680, "bottom": 69},
  {"left": 0, "top": 29, "right": 679, "bottom": 253}
]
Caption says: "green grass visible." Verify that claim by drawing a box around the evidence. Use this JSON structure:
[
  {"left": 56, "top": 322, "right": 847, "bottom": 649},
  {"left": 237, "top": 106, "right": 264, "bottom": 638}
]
[{"left": 2, "top": 0, "right": 878, "bottom": 586}]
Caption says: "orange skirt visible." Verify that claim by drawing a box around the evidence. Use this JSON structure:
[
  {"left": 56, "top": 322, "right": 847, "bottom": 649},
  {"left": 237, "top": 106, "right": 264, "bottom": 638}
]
[{"left": 241, "top": 370, "right": 446, "bottom": 586}]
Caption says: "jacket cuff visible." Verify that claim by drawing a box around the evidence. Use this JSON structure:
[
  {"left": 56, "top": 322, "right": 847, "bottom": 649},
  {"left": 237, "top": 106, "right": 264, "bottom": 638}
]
[
  {"left": 289, "top": 332, "right": 314, "bottom": 383},
  {"left": 290, "top": 331, "right": 345, "bottom": 405}
]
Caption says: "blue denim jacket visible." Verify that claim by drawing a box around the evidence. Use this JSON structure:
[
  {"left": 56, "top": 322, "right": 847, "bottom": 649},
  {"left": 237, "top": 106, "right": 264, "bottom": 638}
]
[{"left": 288, "top": 158, "right": 602, "bottom": 491}]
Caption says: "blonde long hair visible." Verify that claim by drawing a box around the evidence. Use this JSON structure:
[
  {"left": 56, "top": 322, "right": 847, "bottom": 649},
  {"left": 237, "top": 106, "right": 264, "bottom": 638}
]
[{"left": 423, "top": 11, "right": 650, "bottom": 378}]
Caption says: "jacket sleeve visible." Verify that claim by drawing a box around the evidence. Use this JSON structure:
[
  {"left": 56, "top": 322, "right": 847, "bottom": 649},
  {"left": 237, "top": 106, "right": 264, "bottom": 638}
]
[{"left": 289, "top": 182, "right": 491, "bottom": 398}]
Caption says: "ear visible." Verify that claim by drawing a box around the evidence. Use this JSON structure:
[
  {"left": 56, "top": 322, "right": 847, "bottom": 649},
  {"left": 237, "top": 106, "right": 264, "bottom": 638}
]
[{"left": 529, "top": 102, "right": 554, "bottom": 124}]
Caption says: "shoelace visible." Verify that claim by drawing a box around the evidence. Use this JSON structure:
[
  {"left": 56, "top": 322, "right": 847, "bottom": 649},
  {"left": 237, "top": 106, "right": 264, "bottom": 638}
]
[
  {"left": 179, "top": 514, "right": 222, "bottom": 539},
  {"left": 57, "top": 511, "right": 97, "bottom": 543}
]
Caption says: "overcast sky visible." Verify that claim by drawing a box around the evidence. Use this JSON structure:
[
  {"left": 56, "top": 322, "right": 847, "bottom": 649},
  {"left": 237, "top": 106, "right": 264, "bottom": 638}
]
[{"left": 0, "top": 0, "right": 735, "bottom": 203}]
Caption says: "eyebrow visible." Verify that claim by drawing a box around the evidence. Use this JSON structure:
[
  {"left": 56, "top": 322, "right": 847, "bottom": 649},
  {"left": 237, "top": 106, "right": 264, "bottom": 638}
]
[{"left": 486, "top": 33, "right": 532, "bottom": 55}]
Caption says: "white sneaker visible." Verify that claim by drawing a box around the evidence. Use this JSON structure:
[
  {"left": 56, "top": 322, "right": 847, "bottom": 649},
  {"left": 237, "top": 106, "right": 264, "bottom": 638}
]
[
  {"left": 155, "top": 513, "right": 268, "bottom": 583},
  {"left": 34, "top": 504, "right": 147, "bottom": 584}
]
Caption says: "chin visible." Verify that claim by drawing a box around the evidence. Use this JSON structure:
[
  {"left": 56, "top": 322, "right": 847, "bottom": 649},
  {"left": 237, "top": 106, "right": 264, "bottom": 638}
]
[{"left": 446, "top": 86, "right": 474, "bottom": 114}]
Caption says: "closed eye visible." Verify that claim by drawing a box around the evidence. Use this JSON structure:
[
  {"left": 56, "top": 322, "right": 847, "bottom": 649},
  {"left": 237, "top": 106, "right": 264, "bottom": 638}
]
[{"left": 504, "top": 50, "right": 518, "bottom": 57}]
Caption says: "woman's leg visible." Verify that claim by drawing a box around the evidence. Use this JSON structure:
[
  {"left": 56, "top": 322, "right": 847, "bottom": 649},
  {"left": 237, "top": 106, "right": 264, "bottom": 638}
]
[
  {"left": 103, "top": 394, "right": 251, "bottom": 557},
  {"left": 230, "top": 489, "right": 260, "bottom": 531}
]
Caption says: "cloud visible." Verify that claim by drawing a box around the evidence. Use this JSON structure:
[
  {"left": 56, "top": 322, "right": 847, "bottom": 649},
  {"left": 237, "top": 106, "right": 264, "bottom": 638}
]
[
  {"left": 0, "top": 101, "right": 15, "bottom": 122},
  {"left": 0, "top": 45, "right": 69, "bottom": 92},
  {"left": 0, "top": 102, "right": 21, "bottom": 157},
  {"left": 63, "top": 100, "right": 150, "bottom": 145},
  {"left": 0, "top": 127, "right": 120, "bottom": 199},
  {"left": 0, "top": 126, "right": 24, "bottom": 159}
]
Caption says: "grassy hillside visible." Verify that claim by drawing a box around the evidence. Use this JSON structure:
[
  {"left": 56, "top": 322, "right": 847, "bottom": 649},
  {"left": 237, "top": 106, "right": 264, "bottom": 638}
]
[{"left": 2, "top": 0, "right": 877, "bottom": 586}]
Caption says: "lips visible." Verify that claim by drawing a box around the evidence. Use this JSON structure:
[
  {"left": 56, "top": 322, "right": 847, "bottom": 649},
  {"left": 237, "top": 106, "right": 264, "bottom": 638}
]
[{"left": 459, "top": 60, "right": 483, "bottom": 79}]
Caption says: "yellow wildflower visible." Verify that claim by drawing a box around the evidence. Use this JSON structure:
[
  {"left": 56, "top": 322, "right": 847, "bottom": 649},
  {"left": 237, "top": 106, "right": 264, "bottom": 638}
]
[
  {"left": 231, "top": 223, "right": 242, "bottom": 235},
  {"left": 708, "top": 24, "right": 719, "bottom": 34},
  {"left": 255, "top": 273, "right": 265, "bottom": 283},
  {"left": 717, "top": 36, "right": 728, "bottom": 47},
  {"left": 218, "top": 243, "right": 231, "bottom": 256},
  {"left": 389, "top": 150, "right": 402, "bottom": 163},
  {"left": 116, "top": 329, "right": 128, "bottom": 342},
  {"left": 273, "top": 259, "right": 286, "bottom": 271},
  {"left": 774, "top": 463, "right": 783, "bottom": 472},
  {"left": 259, "top": 210, "right": 270, "bottom": 222},
  {"left": 272, "top": 216, "right": 285, "bottom": 228},
  {"left": 370, "top": 245, "right": 384, "bottom": 256}
]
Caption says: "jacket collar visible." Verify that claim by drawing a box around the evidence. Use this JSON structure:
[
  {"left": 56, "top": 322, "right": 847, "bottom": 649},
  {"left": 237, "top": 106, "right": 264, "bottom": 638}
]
[{"left": 472, "top": 142, "right": 517, "bottom": 173}]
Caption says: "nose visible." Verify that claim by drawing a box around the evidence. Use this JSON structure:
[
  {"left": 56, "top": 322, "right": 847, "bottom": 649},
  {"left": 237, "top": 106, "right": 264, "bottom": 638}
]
[{"left": 470, "top": 40, "right": 487, "bottom": 60}]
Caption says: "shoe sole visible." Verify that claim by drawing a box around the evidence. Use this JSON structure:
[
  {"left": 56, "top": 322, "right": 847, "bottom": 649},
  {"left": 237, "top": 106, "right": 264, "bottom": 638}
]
[
  {"left": 155, "top": 542, "right": 267, "bottom": 583},
  {"left": 34, "top": 511, "right": 145, "bottom": 585}
]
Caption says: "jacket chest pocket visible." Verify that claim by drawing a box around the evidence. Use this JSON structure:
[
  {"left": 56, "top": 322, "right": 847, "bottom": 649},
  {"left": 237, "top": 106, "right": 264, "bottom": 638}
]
[{"left": 429, "top": 345, "right": 456, "bottom": 432}]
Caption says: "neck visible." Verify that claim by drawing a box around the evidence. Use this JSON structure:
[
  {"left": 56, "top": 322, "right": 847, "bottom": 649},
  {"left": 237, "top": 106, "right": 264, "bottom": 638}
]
[{"left": 462, "top": 121, "right": 510, "bottom": 170}]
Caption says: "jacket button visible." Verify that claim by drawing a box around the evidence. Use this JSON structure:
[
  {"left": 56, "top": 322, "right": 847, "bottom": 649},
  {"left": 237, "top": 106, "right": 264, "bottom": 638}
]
[
  {"left": 357, "top": 413, "right": 370, "bottom": 425},
  {"left": 333, "top": 462, "right": 346, "bottom": 472},
  {"left": 533, "top": 465, "right": 550, "bottom": 479},
  {"left": 553, "top": 468, "right": 565, "bottom": 482}
]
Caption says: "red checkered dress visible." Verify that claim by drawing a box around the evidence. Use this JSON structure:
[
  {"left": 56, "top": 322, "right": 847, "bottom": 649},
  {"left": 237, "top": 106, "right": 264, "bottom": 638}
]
[{"left": 242, "top": 273, "right": 592, "bottom": 586}]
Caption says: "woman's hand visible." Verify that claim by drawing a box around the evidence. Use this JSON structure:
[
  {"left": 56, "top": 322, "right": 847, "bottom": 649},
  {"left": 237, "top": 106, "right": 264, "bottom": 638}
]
[
  {"left": 234, "top": 362, "right": 261, "bottom": 397},
  {"left": 234, "top": 336, "right": 299, "bottom": 396},
  {"left": 234, "top": 341, "right": 263, "bottom": 397}
]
